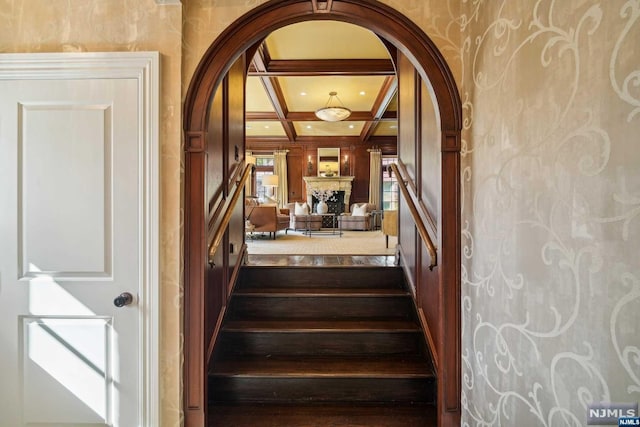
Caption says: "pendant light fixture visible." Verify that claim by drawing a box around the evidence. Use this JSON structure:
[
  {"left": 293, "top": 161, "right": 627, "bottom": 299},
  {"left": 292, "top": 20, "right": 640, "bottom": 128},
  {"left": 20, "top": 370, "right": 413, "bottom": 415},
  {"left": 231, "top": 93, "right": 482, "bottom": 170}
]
[{"left": 315, "top": 91, "right": 351, "bottom": 122}]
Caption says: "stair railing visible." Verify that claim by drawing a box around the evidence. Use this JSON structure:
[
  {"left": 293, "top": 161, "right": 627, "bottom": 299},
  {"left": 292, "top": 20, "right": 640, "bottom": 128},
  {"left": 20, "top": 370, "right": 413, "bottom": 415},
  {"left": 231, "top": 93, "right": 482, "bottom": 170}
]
[
  {"left": 208, "top": 163, "right": 253, "bottom": 265},
  {"left": 389, "top": 162, "right": 438, "bottom": 270}
]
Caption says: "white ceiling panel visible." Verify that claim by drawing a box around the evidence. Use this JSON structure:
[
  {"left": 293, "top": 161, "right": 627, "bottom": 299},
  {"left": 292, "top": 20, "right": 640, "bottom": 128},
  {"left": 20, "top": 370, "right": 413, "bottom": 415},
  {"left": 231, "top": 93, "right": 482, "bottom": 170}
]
[
  {"left": 245, "top": 76, "right": 274, "bottom": 112},
  {"left": 266, "top": 21, "right": 389, "bottom": 60},
  {"left": 280, "top": 76, "right": 387, "bottom": 112},
  {"left": 372, "top": 121, "right": 398, "bottom": 136},
  {"left": 294, "top": 120, "right": 364, "bottom": 137},
  {"left": 246, "top": 121, "right": 287, "bottom": 136}
]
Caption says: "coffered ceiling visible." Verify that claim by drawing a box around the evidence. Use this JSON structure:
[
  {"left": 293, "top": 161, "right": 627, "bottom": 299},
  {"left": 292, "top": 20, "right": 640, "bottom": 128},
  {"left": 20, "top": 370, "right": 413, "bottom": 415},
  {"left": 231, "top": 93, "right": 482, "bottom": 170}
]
[{"left": 246, "top": 21, "right": 398, "bottom": 145}]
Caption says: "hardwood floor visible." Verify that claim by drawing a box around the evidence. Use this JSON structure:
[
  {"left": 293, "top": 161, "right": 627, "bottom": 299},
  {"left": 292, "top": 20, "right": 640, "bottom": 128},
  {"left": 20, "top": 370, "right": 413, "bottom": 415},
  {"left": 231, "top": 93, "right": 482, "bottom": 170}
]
[
  {"left": 208, "top": 260, "right": 437, "bottom": 426},
  {"left": 245, "top": 254, "right": 397, "bottom": 267}
]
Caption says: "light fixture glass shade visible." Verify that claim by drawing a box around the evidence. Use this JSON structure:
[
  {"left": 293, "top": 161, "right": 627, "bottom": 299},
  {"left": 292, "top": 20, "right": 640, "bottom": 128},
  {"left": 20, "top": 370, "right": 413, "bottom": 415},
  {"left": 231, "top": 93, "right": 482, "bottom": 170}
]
[
  {"left": 315, "top": 106, "right": 352, "bottom": 122},
  {"left": 315, "top": 91, "right": 351, "bottom": 122}
]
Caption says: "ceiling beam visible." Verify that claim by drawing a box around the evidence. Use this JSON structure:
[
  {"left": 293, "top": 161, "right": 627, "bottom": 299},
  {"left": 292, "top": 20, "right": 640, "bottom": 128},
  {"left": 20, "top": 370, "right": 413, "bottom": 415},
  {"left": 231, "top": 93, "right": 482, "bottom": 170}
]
[
  {"left": 246, "top": 111, "right": 377, "bottom": 122},
  {"left": 246, "top": 112, "right": 280, "bottom": 121},
  {"left": 248, "top": 59, "right": 395, "bottom": 76},
  {"left": 285, "top": 111, "right": 373, "bottom": 122},
  {"left": 360, "top": 76, "right": 398, "bottom": 141},
  {"left": 380, "top": 111, "right": 398, "bottom": 120},
  {"left": 251, "top": 45, "right": 297, "bottom": 142},
  {"left": 246, "top": 135, "right": 397, "bottom": 149}
]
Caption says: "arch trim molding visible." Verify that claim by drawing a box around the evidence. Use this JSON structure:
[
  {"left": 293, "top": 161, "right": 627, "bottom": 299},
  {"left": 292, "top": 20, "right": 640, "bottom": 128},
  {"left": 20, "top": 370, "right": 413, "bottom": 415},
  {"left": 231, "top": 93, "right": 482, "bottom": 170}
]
[{"left": 183, "top": 1, "right": 462, "bottom": 425}]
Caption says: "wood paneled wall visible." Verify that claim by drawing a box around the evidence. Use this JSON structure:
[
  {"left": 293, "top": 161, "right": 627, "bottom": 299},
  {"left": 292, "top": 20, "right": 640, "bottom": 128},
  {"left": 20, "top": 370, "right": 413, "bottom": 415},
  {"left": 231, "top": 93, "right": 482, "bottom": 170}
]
[
  {"left": 246, "top": 139, "right": 396, "bottom": 205},
  {"left": 396, "top": 50, "right": 461, "bottom": 426},
  {"left": 203, "top": 56, "right": 247, "bottom": 352}
]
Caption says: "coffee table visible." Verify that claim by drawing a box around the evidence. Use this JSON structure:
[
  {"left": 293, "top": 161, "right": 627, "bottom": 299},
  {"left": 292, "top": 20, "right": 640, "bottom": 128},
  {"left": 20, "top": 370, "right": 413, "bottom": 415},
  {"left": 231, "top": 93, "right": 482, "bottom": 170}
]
[{"left": 304, "top": 213, "right": 342, "bottom": 237}]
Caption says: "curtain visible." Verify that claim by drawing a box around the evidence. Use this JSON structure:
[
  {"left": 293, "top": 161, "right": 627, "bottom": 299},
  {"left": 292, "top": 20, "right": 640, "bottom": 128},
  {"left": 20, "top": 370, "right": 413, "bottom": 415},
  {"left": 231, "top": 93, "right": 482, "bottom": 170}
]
[
  {"left": 273, "top": 149, "right": 289, "bottom": 209},
  {"left": 368, "top": 149, "right": 382, "bottom": 210}
]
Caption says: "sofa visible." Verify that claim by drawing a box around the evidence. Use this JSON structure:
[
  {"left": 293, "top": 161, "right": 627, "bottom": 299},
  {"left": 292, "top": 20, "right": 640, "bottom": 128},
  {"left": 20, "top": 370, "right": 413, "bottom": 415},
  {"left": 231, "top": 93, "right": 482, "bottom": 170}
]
[
  {"left": 337, "top": 203, "right": 376, "bottom": 231},
  {"left": 245, "top": 205, "right": 289, "bottom": 239},
  {"left": 285, "top": 202, "right": 322, "bottom": 232}
]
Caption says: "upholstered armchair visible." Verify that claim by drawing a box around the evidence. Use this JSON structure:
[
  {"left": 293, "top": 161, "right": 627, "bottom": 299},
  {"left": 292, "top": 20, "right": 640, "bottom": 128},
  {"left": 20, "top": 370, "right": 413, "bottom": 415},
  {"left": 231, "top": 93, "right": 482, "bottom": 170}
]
[
  {"left": 382, "top": 210, "right": 398, "bottom": 248},
  {"left": 285, "top": 202, "right": 322, "bottom": 232},
  {"left": 337, "top": 203, "right": 376, "bottom": 231},
  {"left": 246, "top": 205, "right": 289, "bottom": 239}
]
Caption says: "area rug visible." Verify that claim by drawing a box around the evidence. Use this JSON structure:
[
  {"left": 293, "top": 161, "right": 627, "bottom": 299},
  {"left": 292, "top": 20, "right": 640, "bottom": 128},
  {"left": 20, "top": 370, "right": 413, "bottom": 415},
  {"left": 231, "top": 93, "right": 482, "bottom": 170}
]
[{"left": 246, "top": 230, "right": 398, "bottom": 255}]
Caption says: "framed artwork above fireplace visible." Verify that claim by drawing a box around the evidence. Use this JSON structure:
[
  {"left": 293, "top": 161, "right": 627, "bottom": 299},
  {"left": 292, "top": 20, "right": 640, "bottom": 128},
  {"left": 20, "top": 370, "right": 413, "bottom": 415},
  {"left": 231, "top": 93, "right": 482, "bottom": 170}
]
[{"left": 318, "top": 147, "right": 340, "bottom": 177}]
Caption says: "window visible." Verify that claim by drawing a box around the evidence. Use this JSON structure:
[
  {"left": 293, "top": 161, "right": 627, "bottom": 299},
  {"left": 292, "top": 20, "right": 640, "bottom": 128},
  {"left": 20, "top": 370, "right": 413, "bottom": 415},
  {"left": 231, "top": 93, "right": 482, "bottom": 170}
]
[
  {"left": 254, "top": 155, "right": 274, "bottom": 201},
  {"left": 382, "top": 157, "right": 399, "bottom": 210}
]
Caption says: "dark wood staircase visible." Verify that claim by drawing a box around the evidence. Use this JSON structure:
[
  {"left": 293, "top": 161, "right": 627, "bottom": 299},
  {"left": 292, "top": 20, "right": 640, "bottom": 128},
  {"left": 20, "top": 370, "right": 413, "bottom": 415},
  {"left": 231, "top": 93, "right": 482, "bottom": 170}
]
[{"left": 209, "top": 266, "right": 437, "bottom": 426}]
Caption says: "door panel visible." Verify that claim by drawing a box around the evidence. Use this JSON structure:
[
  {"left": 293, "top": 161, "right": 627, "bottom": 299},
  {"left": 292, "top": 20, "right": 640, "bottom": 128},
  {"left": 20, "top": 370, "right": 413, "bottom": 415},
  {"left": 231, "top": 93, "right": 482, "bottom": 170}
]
[
  {"left": 20, "top": 103, "right": 113, "bottom": 277},
  {"left": 21, "top": 316, "right": 112, "bottom": 425},
  {"left": 0, "top": 53, "right": 158, "bottom": 427}
]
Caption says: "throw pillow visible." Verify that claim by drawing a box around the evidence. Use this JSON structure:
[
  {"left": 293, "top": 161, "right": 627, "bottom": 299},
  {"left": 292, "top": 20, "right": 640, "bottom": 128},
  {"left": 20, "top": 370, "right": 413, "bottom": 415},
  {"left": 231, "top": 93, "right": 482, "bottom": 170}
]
[
  {"left": 352, "top": 203, "right": 368, "bottom": 216},
  {"left": 294, "top": 202, "right": 309, "bottom": 215}
]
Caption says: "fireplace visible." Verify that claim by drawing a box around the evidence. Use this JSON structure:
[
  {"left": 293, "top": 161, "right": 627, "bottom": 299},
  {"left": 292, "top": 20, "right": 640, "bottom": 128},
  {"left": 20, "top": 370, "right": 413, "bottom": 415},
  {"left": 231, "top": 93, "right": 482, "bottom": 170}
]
[
  {"left": 312, "top": 191, "right": 345, "bottom": 227},
  {"left": 303, "top": 176, "right": 354, "bottom": 213}
]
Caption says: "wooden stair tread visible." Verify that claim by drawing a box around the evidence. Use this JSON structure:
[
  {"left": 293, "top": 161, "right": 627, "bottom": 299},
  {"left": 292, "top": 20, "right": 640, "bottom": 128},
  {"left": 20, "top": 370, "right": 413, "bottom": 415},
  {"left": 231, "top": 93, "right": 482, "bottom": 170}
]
[
  {"left": 211, "top": 355, "right": 434, "bottom": 378},
  {"left": 234, "top": 287, "right": 409, "bottom": 296},
  {"left": 223, "top": 319, "right": 421, "bottom": 332},
  {"left": 209, "top": 403, "right": 437, "bottom": 427}
]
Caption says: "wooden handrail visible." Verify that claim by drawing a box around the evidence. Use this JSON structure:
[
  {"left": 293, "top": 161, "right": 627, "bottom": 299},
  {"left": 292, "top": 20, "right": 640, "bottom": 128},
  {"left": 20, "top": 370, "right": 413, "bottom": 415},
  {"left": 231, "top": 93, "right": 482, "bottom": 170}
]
[
  {"left": 208, "top": 163, "right": 253, "bottom": 265},
  {"left": 390, "top": 163, "right": 438, "bottom": 270}
]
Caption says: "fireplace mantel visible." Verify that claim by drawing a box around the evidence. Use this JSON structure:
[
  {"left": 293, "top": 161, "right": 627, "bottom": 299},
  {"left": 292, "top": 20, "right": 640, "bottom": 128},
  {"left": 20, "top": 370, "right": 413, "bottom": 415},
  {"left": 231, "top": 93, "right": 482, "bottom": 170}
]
[{"left": 303, "top": 176, "right": 354, "bottom": 212}]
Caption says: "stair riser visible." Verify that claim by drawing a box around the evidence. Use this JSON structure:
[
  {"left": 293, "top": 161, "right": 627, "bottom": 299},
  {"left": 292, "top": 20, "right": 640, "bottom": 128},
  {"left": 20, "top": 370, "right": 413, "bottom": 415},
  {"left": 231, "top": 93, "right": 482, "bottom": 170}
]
[
  {"left": 228, "top": 296, "right": 415, "bottom": 320},
  {"left": 210, "top": 377, "right": 436, "bottom": 404},
  {"left": 209, "top": 403, "right": 438, "bottom": 426},
  {"left": 239, "top": 267, "right": 404, "bottom": 290},
  {"left": 216, "top": 331, "right": 424, "bottom": 357}
]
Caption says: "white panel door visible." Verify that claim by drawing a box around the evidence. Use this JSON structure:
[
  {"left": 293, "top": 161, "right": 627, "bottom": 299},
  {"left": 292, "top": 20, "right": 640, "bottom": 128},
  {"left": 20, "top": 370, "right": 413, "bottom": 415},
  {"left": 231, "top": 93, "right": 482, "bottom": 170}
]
[{"left": 0, "top": 53, "right": 159, "bottom": 427}]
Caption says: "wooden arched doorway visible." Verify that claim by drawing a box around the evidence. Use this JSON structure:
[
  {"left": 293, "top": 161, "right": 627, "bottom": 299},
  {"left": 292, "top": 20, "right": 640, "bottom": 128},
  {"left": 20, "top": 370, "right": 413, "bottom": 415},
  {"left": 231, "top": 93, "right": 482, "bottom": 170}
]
[{"left": 183, "top": 1, "right": 461, "bottom": 426}]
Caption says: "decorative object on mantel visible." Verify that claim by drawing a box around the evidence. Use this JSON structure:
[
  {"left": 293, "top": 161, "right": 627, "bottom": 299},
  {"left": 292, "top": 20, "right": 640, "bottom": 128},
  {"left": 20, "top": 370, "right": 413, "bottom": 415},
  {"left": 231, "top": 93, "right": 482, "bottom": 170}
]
[
  {"left": 311, "top": 188, "right": 336, "bottom": 214},
  {"left": 315, "top": 91, "right": 351, "bottom": 122},
  {"left": 307, "top": 155, "right": 313, "bottom": 174},
  {"left": 316, "top": 201, "right": 328, "bottom": 214}
]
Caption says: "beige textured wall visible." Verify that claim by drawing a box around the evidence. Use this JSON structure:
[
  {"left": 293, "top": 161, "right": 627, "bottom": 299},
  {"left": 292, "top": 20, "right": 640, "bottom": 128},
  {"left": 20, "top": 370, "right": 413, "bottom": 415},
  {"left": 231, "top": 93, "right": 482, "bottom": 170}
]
[
  {"left": 381, "top": 0, "right": 463, "bottom": 84},
  {"left": 0, "top": 1, "right": 183, "bottom": 426},
  {"left": 182, "top": 0, "right": 269, "bottom": 95},
  {"left": 459, "top": 1, "right": 640, "bottom": 425}
]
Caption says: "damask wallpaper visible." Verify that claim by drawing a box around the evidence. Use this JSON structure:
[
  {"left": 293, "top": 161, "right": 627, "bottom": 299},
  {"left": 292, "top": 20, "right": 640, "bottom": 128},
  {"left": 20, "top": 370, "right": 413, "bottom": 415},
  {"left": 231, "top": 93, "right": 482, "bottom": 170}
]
[
  {"left": 457, "top": 1, "right": 640, "bottom": 425},
  {"left": 1, "top": 0, "right": 637, "bottom": 426}
]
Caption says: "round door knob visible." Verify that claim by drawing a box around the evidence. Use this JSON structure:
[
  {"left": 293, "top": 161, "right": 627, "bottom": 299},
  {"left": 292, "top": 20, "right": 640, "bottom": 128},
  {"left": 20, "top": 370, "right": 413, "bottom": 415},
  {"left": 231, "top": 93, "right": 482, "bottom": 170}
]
[{"left": 114, "top": 292, "right": 134, "bottom": 307}]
